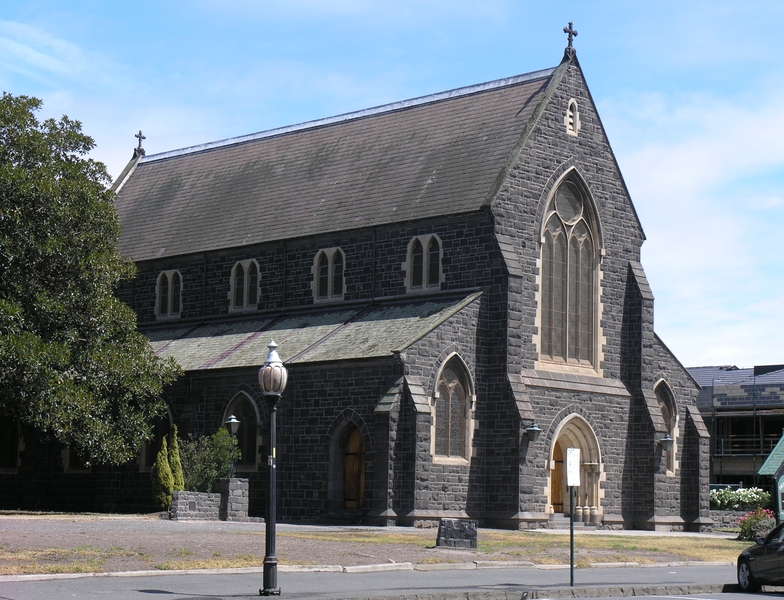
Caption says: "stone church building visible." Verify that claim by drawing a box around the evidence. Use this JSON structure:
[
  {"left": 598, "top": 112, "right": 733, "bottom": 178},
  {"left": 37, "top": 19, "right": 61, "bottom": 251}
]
[{"left": 0, "top": 41, "right": 711, "bottom": 530}]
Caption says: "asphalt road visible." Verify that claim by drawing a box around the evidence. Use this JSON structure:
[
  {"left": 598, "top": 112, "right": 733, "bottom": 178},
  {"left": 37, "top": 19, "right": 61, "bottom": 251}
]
[{"left": 0, "top": 563, "right": 738, "bottom": 600}]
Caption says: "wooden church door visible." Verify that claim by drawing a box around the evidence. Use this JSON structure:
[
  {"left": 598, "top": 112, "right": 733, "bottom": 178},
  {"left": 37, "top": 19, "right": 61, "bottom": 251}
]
[
  {"left": 343, "top": 427, "right": 365, "bottom": 509},
  {"left": 551, "top": 441, "right": 564, "bottom": 514}
]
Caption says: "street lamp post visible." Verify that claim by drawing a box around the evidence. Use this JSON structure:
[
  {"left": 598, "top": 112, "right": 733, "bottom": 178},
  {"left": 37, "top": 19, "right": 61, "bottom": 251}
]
[
  {"left": 225, "top": 415, "right": 240, "bottom": 478},
  {"left": 258, "top": 341, "right": 288, "bottom": 597}
]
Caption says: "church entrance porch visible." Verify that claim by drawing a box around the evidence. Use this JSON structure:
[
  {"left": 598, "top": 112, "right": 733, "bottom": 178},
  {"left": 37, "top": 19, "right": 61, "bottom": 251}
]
[{"left": 548, "top": 415, "right": 603, "bottom": 525}]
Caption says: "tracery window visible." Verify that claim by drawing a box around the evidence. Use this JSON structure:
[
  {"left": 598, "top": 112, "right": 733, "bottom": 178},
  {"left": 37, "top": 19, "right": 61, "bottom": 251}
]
[
  {"left": 230, "top": 260, "right": 259, "bottom": 311},
  {"left": 407, "top": 234, "right": 441, "bottom": 292},
  {"left": 313, "top": 248, "right": 345, "bottom": 301},
  {"left": 433, "top": 359, "right": 473, "bottom": 460},
  {"left": 540, "top": 179, "right": 596, "bottom": 366},
  {"left": 156, "top": 270, "right": 182, "bottom": 319}
]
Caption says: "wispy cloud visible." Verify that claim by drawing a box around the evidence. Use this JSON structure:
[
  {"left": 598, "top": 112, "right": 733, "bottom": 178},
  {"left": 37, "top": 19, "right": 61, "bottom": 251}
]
[
  {"left": 603, "top": 88, "right": 784, "bottom": 367},
  {"left": 0, "top": 20, "right": 85, "bottom": 79}
]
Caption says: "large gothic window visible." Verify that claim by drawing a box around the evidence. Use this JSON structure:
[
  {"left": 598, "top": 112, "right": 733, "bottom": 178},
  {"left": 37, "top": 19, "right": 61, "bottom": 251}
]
[
  {"left": 433, "top": 359, "right": 472, "bottom": 460},
  {"left": 541, "top": 179, "right": 596, "bottom": 366}
]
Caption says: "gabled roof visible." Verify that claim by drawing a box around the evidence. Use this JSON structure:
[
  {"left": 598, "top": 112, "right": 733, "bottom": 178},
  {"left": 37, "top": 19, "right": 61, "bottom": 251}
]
[{"left": 114, "top": 68, "right": 557, "bottom": 262}]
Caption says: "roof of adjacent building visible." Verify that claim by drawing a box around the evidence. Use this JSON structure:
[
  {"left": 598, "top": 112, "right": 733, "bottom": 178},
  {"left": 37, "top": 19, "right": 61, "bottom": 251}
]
[
  {"left": 145, "top": 292, "right": 481, "bottom": 370},
  {"left": 114, "top": 67, "right": 558, "bottom": 262},
  {"left": 689, "top": 364, "right": 784, "bottom": 412},
  {"left": 689, "top": 365, "right": 784, "bottom": 388}
]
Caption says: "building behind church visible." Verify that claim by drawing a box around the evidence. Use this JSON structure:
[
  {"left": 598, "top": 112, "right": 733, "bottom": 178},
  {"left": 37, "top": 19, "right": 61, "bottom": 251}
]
[
  {"left": 0, "top": 40, "right": 711, "bottom": 530},
  {"left": 690, "top": 364, "right": 784, "bottom": 488}
]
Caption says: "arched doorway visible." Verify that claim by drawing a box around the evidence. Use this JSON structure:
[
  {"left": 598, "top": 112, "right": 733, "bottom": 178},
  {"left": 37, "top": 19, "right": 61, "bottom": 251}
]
[
  {"left": 343, "top": 425, "right": 365, "bottom": 509},
  {"left": 548, "top": 415, "right": 602, "bottom": 523}
]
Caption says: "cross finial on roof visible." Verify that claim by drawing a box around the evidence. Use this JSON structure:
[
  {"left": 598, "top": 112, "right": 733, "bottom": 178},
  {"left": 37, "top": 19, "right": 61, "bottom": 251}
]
[
  {"left": 133, "top": 130, "right": 146, "bottom": 159},
  {"left": 563, "top": 21, "right": 578, "bottom": 59}
]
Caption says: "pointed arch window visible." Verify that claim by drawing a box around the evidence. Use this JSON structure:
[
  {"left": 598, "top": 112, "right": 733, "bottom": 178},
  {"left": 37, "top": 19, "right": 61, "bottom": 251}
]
[
  {"left": 313, "top": 248, "right": 345, "bottom": 302},
  {"left": 565, "top": 99, "right": 581, "bottom": 137},
  {"left": 225, "top": 394, "right": 259, "bottom": 470},
  {"left": 157, "top": 270, "right": 182, "bottom": 319},
  {"left": 407, "top": 234, "right": 441, "bottom": 292},
  {"left": 230, "top": 260, "right": 259, "bottom": 312},
  {"left": 432, "top": 358, "right": 474, "bottom": 463},
  {"left": 540, "top": 179, "right": 596, "bottom": 366},
  {"left": 655, "top": 381, "right": 678, "bottom": 475}
]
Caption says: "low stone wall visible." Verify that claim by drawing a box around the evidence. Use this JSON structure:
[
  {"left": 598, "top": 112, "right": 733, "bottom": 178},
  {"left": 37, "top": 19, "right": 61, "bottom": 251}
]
[
  {"left": 170, "top": 478, "right": 250, "bottom": 521},
  {"left": 215, "top": 478, "right": 249, "bottom": 522},
  {"left": 710, "top": 509, "right": 749, "bottom": 528},
  {"left": 437, "top": 518, "right": 478, "bottom": 549},
  {"left": 171, "top": 490, "right": 221, "bottom": 520}
]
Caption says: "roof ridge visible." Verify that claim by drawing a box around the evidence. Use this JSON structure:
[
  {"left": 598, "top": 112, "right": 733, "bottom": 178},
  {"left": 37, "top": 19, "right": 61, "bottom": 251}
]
[{"left": 138, "top": 68, "right": 556, "bottom": 163}]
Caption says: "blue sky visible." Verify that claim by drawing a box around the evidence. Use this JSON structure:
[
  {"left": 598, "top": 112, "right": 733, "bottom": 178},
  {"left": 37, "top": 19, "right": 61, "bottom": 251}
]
[{"left": 2, "top": 1, "right": 782, "bottom": 368}]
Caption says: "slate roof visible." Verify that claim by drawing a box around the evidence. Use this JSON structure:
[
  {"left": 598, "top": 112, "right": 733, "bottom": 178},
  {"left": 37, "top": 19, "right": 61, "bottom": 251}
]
[
  {"left": 115, "top": 69, "right": 557, "bottom": 261},
  {"left": 145, "top": 292, "right": 481, "bottom": 371},
  {"left": 689, "top": 365, "right": 784, "bottom": 412}
]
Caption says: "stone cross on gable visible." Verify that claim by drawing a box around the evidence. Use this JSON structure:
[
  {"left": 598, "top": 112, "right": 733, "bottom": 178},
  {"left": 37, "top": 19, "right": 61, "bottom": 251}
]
[
  {"left": 563, "top": 22, "right": 578, "bottom": 59},
  {"left": 563, "top": 22, "right": 578, "bottom": 47},
  {"left": 133, "top": 130, "right": 147, "bottom": 158}
]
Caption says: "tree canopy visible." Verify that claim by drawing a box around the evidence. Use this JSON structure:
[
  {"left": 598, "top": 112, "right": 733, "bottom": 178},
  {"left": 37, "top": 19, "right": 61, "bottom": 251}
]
[{"left": 0, "top": 92, "right": 180, "bottom": 465}]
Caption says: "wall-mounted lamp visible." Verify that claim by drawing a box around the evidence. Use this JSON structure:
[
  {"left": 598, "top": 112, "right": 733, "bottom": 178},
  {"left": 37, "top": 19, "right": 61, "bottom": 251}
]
[
  {"left": 525, "top": 423, "right": 542, "bottom": 443},
  {"left": 659, "top": 433, "right": 674, "bottom": 452}
]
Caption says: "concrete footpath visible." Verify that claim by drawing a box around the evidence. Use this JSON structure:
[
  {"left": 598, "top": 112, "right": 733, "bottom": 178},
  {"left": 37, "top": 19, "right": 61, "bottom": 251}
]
[{"left": 0, "top": 563, "right": 739, "bottom": 600}]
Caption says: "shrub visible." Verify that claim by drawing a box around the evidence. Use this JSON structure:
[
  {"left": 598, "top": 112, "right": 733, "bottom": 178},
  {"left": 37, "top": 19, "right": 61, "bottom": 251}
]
[
  {"left": 170, "top": 426, "right": 185, "bottom": 492},
  {"left": 179, "top": 429, "right": 240, "bottom": 492},
  {"left": 710, "top": 487, "right": 772, "bottom": 511},
  {"left": 151, "top": 437, "right": 174, "bottom": 509},
  {"left": 738, "top": 508, "right": 776, "bottom": 541}
]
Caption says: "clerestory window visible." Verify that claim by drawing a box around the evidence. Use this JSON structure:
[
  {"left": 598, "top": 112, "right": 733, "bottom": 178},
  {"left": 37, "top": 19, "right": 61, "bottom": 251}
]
[
  {"left": 230, "top": 260, "right": 259, "bottom": 311},
  {"left": 313, "top": 248, "right": 344, "bottom": 302},
  {"left": 406, "top": 234, "right": 441, "bottom": 292},
  {"left": 156, "top": 270, "right": 182, "bottom": 319},
  {"left": 540, "top": 179, "right": 596, "bottom": 366}
]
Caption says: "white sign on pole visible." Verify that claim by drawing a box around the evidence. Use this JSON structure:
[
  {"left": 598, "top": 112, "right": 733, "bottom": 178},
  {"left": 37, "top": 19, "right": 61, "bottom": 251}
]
[{"left": 566, "top": 447, "right": 581, "bottom": 487}]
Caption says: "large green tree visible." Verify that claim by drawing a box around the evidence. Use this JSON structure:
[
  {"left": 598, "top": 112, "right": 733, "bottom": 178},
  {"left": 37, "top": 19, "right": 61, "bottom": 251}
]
[{"left": 0, "top": 93, "right": 180, "bottom": 465}]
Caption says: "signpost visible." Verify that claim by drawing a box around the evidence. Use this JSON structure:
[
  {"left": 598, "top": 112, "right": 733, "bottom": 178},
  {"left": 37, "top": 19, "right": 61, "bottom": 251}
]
[{"left": 566, "top": 448, "right": 580, "bottom": 587}]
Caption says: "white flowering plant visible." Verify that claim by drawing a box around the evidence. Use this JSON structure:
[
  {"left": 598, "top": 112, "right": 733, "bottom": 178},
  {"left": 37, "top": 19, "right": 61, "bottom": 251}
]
[{"left": 710, "top": 487, "right": 772, "bottom": 511}]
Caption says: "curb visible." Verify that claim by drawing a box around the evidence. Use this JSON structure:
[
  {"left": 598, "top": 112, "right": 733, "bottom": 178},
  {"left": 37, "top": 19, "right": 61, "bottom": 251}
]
[
  {"left": 324, "top": 584, "right": 739, "bottom": 600},
  {"left": 0, "top": 559, "right": 736, "bottom": 583},
  {"left": 343, "top": 562, "right": 414, "bottom": 573}
]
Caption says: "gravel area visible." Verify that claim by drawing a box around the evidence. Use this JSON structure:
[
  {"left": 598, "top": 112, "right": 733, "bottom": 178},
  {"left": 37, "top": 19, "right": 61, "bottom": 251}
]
[
  {"left": 0, "top": 513, "right": 739, "bottom": 575},
  {"left": 0, "top": 514, "right": 468, "bottom": 572}
]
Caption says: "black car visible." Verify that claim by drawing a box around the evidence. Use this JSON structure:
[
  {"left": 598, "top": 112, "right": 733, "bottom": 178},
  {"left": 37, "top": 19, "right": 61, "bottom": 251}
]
[{"left": 738, "top": 521, "right": 784, "bottom": 591}]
